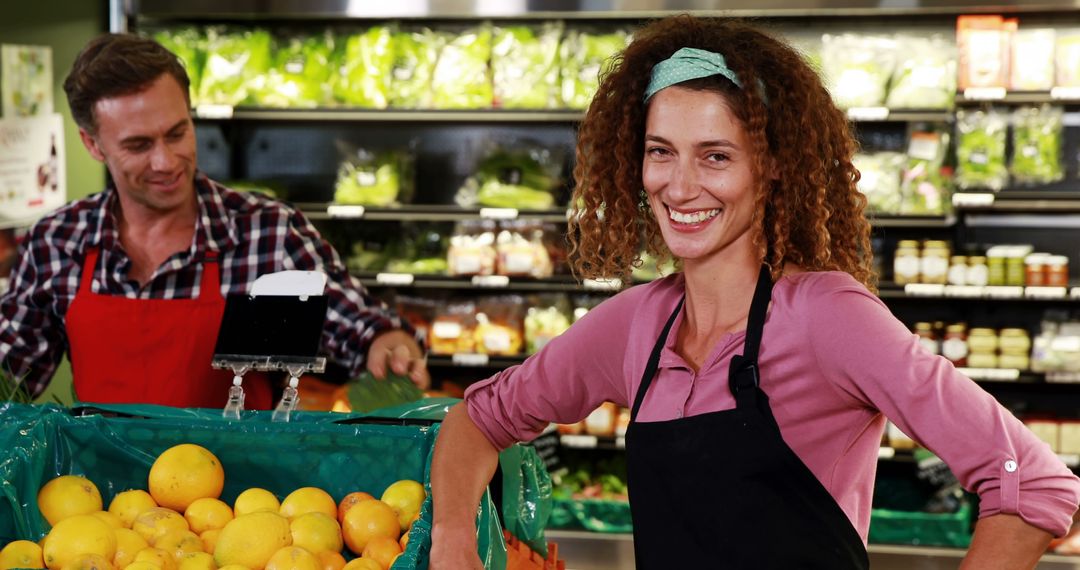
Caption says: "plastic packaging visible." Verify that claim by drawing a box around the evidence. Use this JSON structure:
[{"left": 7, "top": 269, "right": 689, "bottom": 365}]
[
  {"left": 524, "top": 295, "right": 572, "bottom": 354},
  {"left": 431, "top": 24, "right": 494, "bottom": 109},
  {"left": 389, "top": 28, "right": 446, "bottom": 108},
  {"left": 492, "top": 23, "right": 563, "bottom": 109},
  {"left": 559, "top": 28, "right": 629, "bottom": 109},
  {"left": 900, "top": 129, "right": 952, "bottom": 215},
  {"left": 496, "top": 221, "right": 554, "bottom": 278},
  {"left": 957, "top": 15, "right": 1010, "bottom": 90},
  {"left": 334, "top": 26, "right": 395, "bottom": 108},
  {"left": 474, "top": 296, "right": 525, "bottom": 356},
  {"left": 448, "top": 221, "right": 498, "bottom": 277},
  {"left": 886, "top": 36, "right": 956, "bottom": 110},
  {"left": 821, "top": 33, "right": 896, "bottom": 109},
  {"left": 430, "top": 300, "right": 478, "bottom": 355},
  {"left": 955, "top": 108, "right": 1008, "bottom": 191},
  {"left": 257, "top": 33, "right": 335, "bottom": 108},
  {"left": 854, "top": 151, "right": 907, "bottom": 214},
  {"left": 1010, "top": 105, "right": 1064, "bottom": 186},
  {"left": 197, "top": 27, "right": 273, "bottom": 106},
  {"left": 153, "top": 28, "right": 205, "bottom": 99},
  {"left": 457, "top": 141, "right": 565, "bottom": 210},
  {"left": 1010, "top": 29, "right": 1056, "bottom": 91},
  {"left": 1055, "top": 30, "right": 1080, "bottom": 87},
  {"left": 333, "top": 140, "right": 416, "bottom": 206}
]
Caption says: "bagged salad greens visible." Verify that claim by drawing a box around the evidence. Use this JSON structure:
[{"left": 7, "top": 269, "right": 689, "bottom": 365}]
[
  {"left": 389, "top": 27, "right": 447, "bottom": 108},
  {"left": 431, "top": 24, "right": 494, "bottom": 109},
  {"left": 524, "top": 295, "right": 572, "bottom": 354},
  {"left": 197, "top": 27, "right": 273, "bottom": 106},
  {"left": 559, "top": 28, "right": 629, "bottom": 109},
  {"left": 153, "top": 28, "right": 205, "bottom": 100},
  {"left": 456, "top": 141, "right": 564, "bottom": 209},
  {"left": 900, "top": 129, "right": 952, "bottom": 215},
  {"left": 1010, "top": 105, "right": 1065, "bottom": 186},
  {"left": 1056, "top": 30, "right": 1080, "bottom": 87},
  {"left": 955, "top": 108, "right": 1009, "bottom": 191},
  {"left": 1010, "top": 29, "right": 1056, "bottom": 91},
  {"left": 886, "top": 36, "right": 956, "bottom": 110},
  {"left": 333, "top": 139, "right": 416, "bottom": 206},
  {"left": 821, "top": 33, "right": 896, "bottom": 109},
  {"left": 492, "top": 22, "right": 563, "bottom": 109},
  {"left": 854, "top": 152, "right": 907, "bottom": 214},
  {"left": 334, "top": 25, "right": 395, "bottom": 108},
  {"left": 256, "top": 32, "right": 335, "bottom": 108}
]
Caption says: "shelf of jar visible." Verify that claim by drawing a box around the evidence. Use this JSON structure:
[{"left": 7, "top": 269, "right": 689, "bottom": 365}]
[{"left": 877, "top": 282, "right": 1080, "bottom": 302}]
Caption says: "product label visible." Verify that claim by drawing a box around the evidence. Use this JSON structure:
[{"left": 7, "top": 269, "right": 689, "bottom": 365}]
[
  {"left": 918, "top": 337, "right": 940, "bottom": 355},
  {"left": 432, "top": 322, "right": 462, "bottom": 339},
  {"left": 894, "top": 256, "right": 921, "bottom": 281},
  {"left": 504, "top": 252, "right": 534, "bottom": 274},
  {"left": 483, "top": 330, "right": 512, "bottom": 352},
  {"left": 942, "top": 338, "right": 970, "bottom": 361},
  {"left": 921, "top": 256, "right": 949, "bottom": 279},
  {"left": 452, "top": 255, "right": 483, "bottom": 275},
  {"left": 947, "top": 264, "right": 968, "bottom": 286}
]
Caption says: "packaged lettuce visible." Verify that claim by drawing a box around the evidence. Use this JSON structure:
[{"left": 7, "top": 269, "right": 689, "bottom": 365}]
[
  {"left": 152, "top": 28, "right": 204, "bottom": 100},
  {"left": 1011, "top": 105, "right": 1064, "bottom": 186},
  {"left": 333, "top": 140, "right": 415, "bottom": 206},
  {"left": 955, "top": 108, "right": 1008, "bottom": 191},
  {"left": 457, "top": 141, "right": 563, "bottom": 209},
  {"left": 256, "top": 32, "right": 335, "bottom": 108},
  {"left": 389, "top": 27, "right": 446, "bottom": 108},
  {"left": 1055, "top": 30, "right": 1080, "bottom": 87},
  {"left": 431, "top": 24, "right": 494, "bottom": 109},
  {"left": 559, "top": 28, "right": 628, "bottom": 109},
  {"left": 1010, "top": 29, "right": 1055, "bottom": 91},
  {"left": 900, "top": 130, "right": 952, "bottom": 215},
  {"left": 197, "top": 27, "right": 272, "bottom": 106},
  {"left": 492, "top": 22, "right": 563, "bottom": 109},
  {"left": 853, "top": 152, "right": 907, "bottom": 214},
  {"left": 885, "top": 36, "right": 956, "bottom": 110},
  {"left": 334, "top": 25, "right": 395, "bottom": 108},
  {"left": 821, "top": 33, "right": 896, "bottom": 109}
]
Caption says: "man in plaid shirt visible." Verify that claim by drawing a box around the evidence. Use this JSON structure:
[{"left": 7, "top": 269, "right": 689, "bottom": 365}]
[{"left": 0, "top": 34, "right": 427, "bottom": 408}]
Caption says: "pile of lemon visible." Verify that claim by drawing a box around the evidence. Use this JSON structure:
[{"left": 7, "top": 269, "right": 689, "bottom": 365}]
[{"left": 0, "top": 444, "right": 426, "bottom": 570}]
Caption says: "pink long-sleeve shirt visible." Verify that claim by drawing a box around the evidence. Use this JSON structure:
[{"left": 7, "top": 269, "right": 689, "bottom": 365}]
[{"left": 465, "top": 270, "right": 1080, "bottom": 539}]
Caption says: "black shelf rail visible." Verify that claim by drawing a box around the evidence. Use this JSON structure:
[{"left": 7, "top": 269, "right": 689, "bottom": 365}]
[{"left": 868, "top": 214, "right": 956, "bottom": 228}]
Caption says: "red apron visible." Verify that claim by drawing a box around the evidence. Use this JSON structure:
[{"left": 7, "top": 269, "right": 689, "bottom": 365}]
[{"left": 66, "top": 247, "right": 272, "bottom": 410}]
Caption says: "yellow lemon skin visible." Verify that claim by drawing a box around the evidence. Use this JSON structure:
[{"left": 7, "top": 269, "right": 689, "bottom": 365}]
[
  {"left": 176, "top": 552, "right": 216, "bottom": 570},
  {"left": 340, "top": 560, "right": 380, "bottom": 570},
  {"left": 288, "top": 513, "right": 342, "bottom": 555},
  {"left": 92, "top": 511, "right": 125, "bottom": 530},
  {"left": 184, "top": 499, "right": 233, "bottom": 534},
  {"left": 132, "top": 508, "right": 189, "bottom": 545},
  {"left": 148, "top": 445, "right": 225, "bottom": 513},
  {"left": 0, "top": 539, "right": 45, "bottom": 570},
  {"left": 263, "top": 547, "right": 318, "bottom": 570},
  {"left": 132, "top": 547, "right": 176, "bottom": 570},
  {"left": 216, "top": 565, "right": 251, "bottom": 570},
  {"left": 108, "top": 491, "right": 158, "bottom": 529},
  {"left": 379, "top": 481, "right": 425, "bottom": 533},
  {"left": 121, "top": 563, "right": 160, "bottom": 570},
  {"left": 278, "top": 489, "right": 336, "bottom": 521},
  {"left": 213, "top": 512, "right": 292, "bottom": 570},
  {"left": 232, "top": 490, "right": 279, "bottom": 518},
  {"left": 112, "top": 529, "right": 149, "bottom": 569},
  {"left": 154, "top": 531, "right": 204, "bottom": 561},
  {"left": 60, "top": 553, "right": 113, "bottom": 570},
  {"left": 42, "top": 514, "right": 117, "bottom": 570},
  {"left": 38, "top": 475, "right": 103, "bottom": 526},
  {"left": 198, "top": 530, "right": 221, "bottom": 556}
]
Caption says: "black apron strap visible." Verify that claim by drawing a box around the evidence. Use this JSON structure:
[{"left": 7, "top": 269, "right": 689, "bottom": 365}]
[
  {"left": 629, "top": 296, "right": 684, "bottom": 422},
  {"left": 728, "top": 265, "right": 774, "bottom": 409}
]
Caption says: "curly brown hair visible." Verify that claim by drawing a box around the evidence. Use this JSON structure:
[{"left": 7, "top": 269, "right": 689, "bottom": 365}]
[{"left": 567, "top": 15, "right": 875, "bottom": 291}]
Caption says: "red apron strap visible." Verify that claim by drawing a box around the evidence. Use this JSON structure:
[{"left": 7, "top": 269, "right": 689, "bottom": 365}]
[{"left": 78, "top": 247, "right": 100, "bottom": 294}]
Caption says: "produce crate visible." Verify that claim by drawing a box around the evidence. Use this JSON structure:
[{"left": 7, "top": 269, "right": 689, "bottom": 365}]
[
  {"left": 0, "top": 401, "right": 507, "bottom": 569},
  {"left": 868, "top": 502, "right": 974, "bottom": 548},
  {"left": 548, "top": 498, "right": 632, "bottom": 534}
]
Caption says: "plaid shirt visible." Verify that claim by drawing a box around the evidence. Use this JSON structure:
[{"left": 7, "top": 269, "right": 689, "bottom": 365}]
[{"left": 0, "top": 173, "right": 412, "bottom": 396}]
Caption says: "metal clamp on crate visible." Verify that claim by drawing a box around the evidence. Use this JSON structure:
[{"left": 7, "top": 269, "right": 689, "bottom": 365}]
[{"left": 212, "top": 271, "right": 329, "bottom": 422}]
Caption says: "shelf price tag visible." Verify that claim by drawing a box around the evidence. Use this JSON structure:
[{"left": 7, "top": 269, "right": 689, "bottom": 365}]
[
  {"left": 327, "top": 205, "right": 365, "bottom": 218},
  {"left": 1051, "top": 87, "right": 1080, "bottom": 101},
  {"left": 452, "top": 353, "right": 490, "bottom": 366},
  {"left": 984, "top": 286, "right": 1024, "bottom": 299},
  {"left": 962, "top": 87, "right": 1006, "bottom": 101},
  {"left": 479, "top": 207, "right": 519, "bottom": 220},
  {"left": 1025, "top": 286, "right": 1067, "bottom": 299},
  {"left": 952, "top": 193, "right": 995, "bottom": 208},
  {"left": 959, "top": 367, "right": 1020, "bottom": 381},
  {"left": 878, "top": 447, "right": 896, "bottom": 460},
  {"left": 944, "top": 285, "right": 984, "bottom": 298},
  {"left": 560, "top": 435, "right": 599, "bottom": 449},
  {"left": 1071, "top": 287, "right": 1080, "bottom": 299},
  {"left": 375, "top": 273, "right": 414, "bottom": 286},
  {"left": 1047, "top": 371, "right": 1080, "bottom": 383},
  {"left": 846, "top": 107, "right": 890, "bottom": 121},
  {"left": 903, "top": 283, "right": 945, "bottom": 297},
  {"left": 583, "top": 278, "right": 623, "bottom": 291},
  {"left": 471, "top": 275, "right": 510, "bottom": 288},
  {"left": 615, "top": 436, "right": 626, "bottom": 449},
  {"left": 194, "top": 104, "right": 234, "bottom": 119}
]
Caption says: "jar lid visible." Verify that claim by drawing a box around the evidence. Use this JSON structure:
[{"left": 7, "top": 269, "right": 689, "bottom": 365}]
[
  {"left": 969, "top": 256, "right": 987, "bottom": 263},
  {"left": 969, "top": 327, "right": 997, "bottom": 336},
  {"left": 1046, "top": 255, "right": 1069, "bottom": 266},
  {"left": 950, "top": 255, "right": 967, "bottom": 263},
  {"left": 898, "top": 240, "right": 921, "bottom": 248},
  {"left": 924, "top": 240, "right": 950, "bottom": 248},
  {"left": 986, "top": 246, "right": 1008, "bottom": 258},
  {"left": 1025, "top": 253, "right": 1051, "bottom": 264},
  {"left": 914, "top": 322, "right": 933, "bottom": 331},
  {"left": 946, "top": 323, "right": 967, "bottom": 332},
  {"left": 1000, "top": 328, "right": 1029, "bottom": 337}
]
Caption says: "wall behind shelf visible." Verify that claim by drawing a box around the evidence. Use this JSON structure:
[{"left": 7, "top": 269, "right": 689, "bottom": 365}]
[{"left": 3, "top": 0, "right": 108, "bottom": 406}]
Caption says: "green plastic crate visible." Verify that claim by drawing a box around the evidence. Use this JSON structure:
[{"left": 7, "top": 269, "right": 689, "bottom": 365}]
[
  {"left": 0, "top": 402, "right": 507, "bottom": 569},
  {"left": 868, "top": 502, "right": 974, "bottom": 548}
]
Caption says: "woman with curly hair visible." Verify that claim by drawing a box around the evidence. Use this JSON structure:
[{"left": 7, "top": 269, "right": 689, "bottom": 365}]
[{"left": 430, "top": 16, "right": 1079, "bottom": 569}]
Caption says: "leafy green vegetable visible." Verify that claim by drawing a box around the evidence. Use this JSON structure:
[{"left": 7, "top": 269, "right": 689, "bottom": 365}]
[
  {"left": 524, "top": 305, "right": 571, "bottom": 354},
  {"left": 886, "top": 36, "right": 956, "bottom": 110},
  {"left": 854, "top": 152, "right": 907, "bottom": 214},
  {"left": 256, "top": 33, "right": 335, "bottom": 108},
  {"left": 345, "top": 372, "right": 423, "bottom": 414},
  {"left": 458, "top": 145, "right": 562, "bottom": 209},
  {"left": 335, "top": 162, "right": 401, "bottom": 206},
  {"left": 899, "top": 130, "right": 952, "bottom": 215},
  {"left": 0, "top": 367, "right": 31, "bottom": 404},
  {"left": 334, "top": 26, "right": 395, "bottom": 108},
  {"left": 153, "top": 28, "right": 205, "bottom": 99},
  {"left": 821, "top": 33, "right": 896, "bottom": 109},
  {"left": 1010, "top": 105, "right": 1064, "bottom": 185},
  {"left": 492, "top": 23, "right": 563, "bottom": 109},
  {"left": 389, "top": 28, "right": 446, "bottom": 108},
  {"left": 197, "top": 27, "right": 272, "bottom": 106},
  {"left": 431, "top": 24, "right": 494, "bottom": 109},
  {"left": 955, "top": 108, "right": 1009, "bottom": 191},
  {"left": 559, "top": 29, "right": 628, "bottom": 109}
]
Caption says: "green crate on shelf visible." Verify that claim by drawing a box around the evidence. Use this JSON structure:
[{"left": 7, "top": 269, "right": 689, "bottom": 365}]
[
  {"left": 548, "top": 497, "right": 632, "bottom": 534},
  {"left": 0, "top": 402, "right": 506, "bottom": 569},
  {"left": 868, "top": 502, "right": 973, "bottom": 548}
]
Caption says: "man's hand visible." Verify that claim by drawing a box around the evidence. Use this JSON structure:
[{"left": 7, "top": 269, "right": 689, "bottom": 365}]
[{"left": 366, "top": 329, "right": 430, "bottom": 389}]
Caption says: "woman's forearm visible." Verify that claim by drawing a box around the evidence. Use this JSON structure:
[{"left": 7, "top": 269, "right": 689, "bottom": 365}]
[
  {"left": 961, "top": 514, "right": 1053, "bottom": 570},
  {"left": 430, "top": 403, "right": 501, "bottom": 546}
]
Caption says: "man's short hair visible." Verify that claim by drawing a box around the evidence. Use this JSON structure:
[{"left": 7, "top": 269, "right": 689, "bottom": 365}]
[{"left": 63, "top": 33, "right": 190, "bottom": 134}]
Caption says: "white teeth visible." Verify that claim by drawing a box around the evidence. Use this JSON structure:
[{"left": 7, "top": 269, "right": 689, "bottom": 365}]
[{"left": 668, "top": 208, "right": 720, "bottom": 224}]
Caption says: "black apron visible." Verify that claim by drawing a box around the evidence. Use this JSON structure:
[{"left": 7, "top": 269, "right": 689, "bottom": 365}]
[{"left": 624, "top": 265, "right": 869, "bottom": 569}]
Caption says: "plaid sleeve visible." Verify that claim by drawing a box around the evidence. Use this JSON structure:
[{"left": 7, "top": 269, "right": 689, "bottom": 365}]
[
  {"left": 0, "top": 231, "right": 68, "bottom": 397},
  {"left": 280, "top": 208, "right": 419, "bottom": 378}
]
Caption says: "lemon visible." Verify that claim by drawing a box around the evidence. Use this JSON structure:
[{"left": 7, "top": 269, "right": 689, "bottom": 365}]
[
  {"left": 184, "top": 499, "right": 233, "bottom": 534},
  {"left": 154, "top": 531, "right": 203, "bottom": 561},
  {"left": 176, "top": 552, "right": 215, "bottom": 570},
  {"left": 278, "top": 489, "right": 335, "bottom": 521},
  {"left": 263, "top": 548, "right": 317, "bottom": 570},
  {"left": 122, "top": 563, "right": 161, "bottom": 570},
  {"left": 92, "top": 511, "right": 125, "bottom": 530},
  {"left": 233, "top": 489, "right": 279, "bottom": 518},
  {"left": 217, "top": 566, "right": 251, "bottom": 570},
  {"left": 213, "top": 512, "right": 292, "bottom": 570},
  {"left": 361, "top": 536, "right": 401, "bottom": 570},
  {"left": 314, "top": 552, "right": 344, "bottom": 570},
  {"left": 109, "top": 490, "right": 158, "bottom": 528},
  {"left": 42, "top": 514, "right": 117, "bottom": 570},
  {"left": 288, "top": 513, "right": 341, "bottom": 555},
  {"left": 198, "top": 530, "right": 221, "bottom": 556},
  {"left": 341, "top": 500, "right": 398, "bottom": 556},
  {"left": 133, "top": 548, "right": 175, "bottom": 570},
  {"left": 38, "top": 475, "right": 103, "bottom": 526},
  {"left": 339, "top": 560, "right": 379, "bottom": 570},
  {"left": 112, "top": 529, "right": 149, "bottom": 568},
  {"left": 0, "top": 540, "right": 45, "bottom": 570},
  {"left": 132, "top": 508, "right": 189, "bottom": 545},
  {"left": 379, "top": 481, "right": 425, "bottom": 533},
  {"left": 60, "top": 553, "right": 113, "bottom": 570},
  {"left": 149, "top": 445, "right": 225, "bottom": 512}
]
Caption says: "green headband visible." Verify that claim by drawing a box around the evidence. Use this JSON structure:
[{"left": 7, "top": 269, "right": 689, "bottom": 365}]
[{"left": 644, "top": 47, "right": 762, "bottom": 103}]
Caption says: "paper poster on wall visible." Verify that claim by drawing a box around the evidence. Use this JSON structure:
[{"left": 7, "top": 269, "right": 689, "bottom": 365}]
[
  {"left": 1, "top": 44, "right": 53, "bottom": 118},
  {"left": 0, "top": 113, "right": 66, "bottom": 222}
]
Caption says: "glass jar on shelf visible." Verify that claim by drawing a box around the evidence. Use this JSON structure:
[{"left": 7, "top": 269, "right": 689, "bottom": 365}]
[
  {"left": 942, "top": 323, "right": 969, "bottom": 367},
  {"left": 1025, "top": 253, "right": 1049, "bottom": 287},
  {"left": 921, "top": 240, "right": 951, "bottom": 285},
  {"left": 968, "top": 327, "right": 999, "bottom": 356},
  {"left": 947, "top": 255, "right": 968, "bottom": 286},
  {"left": 1006, "top": 246, "right": 1033, "bottom": 287},
  {"left": 986, "top": 247, "right": 1007, "bottom": 286},
  {"left": 999, "top": 328, "right": 1031, "bottom": 355},
  {"left": 1046, "top": 255, "right": 1069, "bottom": 287},
  {"left": 966, "top": 255, "right": 989, "bottom": 287},
  {"left": 914, "top": 322, "right": 939, "bottom": 355},
  {"left": 894, "top": 240, "right": 921, "bottom": 285}
]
